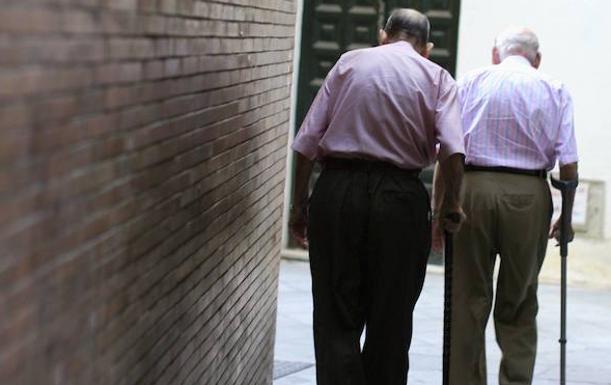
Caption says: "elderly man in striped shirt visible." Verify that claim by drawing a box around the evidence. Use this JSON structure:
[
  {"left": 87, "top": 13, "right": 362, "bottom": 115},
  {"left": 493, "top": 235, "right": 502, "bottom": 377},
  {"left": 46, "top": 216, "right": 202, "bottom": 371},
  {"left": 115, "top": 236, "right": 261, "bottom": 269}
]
[{"left": 434, "top": 27, "right": 579, "bottom": 385}]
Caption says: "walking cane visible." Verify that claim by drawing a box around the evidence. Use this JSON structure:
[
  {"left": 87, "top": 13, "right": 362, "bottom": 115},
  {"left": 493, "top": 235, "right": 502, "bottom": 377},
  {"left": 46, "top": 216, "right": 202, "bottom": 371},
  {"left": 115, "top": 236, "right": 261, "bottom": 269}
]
[
  {"left": 550, "top": 176, "right": 578, "bottom": 385},
  {"left": 443, "top": 213, "right": 461, "bottom": 385}
]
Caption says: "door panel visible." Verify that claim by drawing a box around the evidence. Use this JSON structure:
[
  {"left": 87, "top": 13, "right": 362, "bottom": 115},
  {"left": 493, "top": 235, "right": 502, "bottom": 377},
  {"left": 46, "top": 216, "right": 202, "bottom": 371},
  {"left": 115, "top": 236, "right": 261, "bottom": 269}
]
[
  {"left": 297, "top": 0, "right": 461, "bottom": 130},
  {"left": 297, "top": 1, "right": 346, "bottom": 126},
  {"left": 346, "top": 0, "right": 380, "bottom": 51},
  {"left": 384, "top": 0, "right": 460, "bottom": 75}
]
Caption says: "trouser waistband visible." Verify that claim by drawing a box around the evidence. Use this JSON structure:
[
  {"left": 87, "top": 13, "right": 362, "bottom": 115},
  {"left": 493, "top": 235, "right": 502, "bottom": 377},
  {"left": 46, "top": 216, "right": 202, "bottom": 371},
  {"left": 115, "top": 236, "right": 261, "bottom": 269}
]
[
  {"left": 323, "top": 158, "right": 421, "bottom": 177},
  {"left": 465, "top": 164, "right": 547, "bottom": 179}
]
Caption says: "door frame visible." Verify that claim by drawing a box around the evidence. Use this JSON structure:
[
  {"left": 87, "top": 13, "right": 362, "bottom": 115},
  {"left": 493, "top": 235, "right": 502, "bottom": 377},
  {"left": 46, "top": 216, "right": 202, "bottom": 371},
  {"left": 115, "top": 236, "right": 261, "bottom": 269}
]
[{"left": 281, "top": 0, "right": 307, "bottom": 259}]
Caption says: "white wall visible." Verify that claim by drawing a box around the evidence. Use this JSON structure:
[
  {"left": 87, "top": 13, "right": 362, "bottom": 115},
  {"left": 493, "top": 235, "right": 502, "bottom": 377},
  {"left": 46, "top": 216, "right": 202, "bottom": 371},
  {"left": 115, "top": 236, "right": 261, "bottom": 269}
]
[{"left": 456, "top": 0, "right": 611, "bottom": 238}]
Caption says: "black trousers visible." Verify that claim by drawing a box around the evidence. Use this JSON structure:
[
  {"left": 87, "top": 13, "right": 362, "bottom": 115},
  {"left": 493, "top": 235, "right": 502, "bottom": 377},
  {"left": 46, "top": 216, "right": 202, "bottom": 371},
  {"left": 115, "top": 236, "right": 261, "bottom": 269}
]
[{"left": 308, "top": 160, "right": 431, "bottom": 385}]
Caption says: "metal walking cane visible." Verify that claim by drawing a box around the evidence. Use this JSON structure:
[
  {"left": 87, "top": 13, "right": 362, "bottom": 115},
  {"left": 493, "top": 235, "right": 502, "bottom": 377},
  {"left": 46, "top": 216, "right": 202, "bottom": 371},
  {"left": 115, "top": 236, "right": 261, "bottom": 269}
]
[
  {"left": 550, "top": 175, "right": 578, "bottom": 385},
  {"left": 443, "top": 213, "right": 461, "bottom": 385}
]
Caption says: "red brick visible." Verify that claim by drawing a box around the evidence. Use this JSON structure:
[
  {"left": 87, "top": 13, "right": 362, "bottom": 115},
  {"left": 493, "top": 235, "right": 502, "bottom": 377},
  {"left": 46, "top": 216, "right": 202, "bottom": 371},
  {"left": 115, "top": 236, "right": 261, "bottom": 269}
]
[
  {"left": 143, "top": 60, "right": 164, "bottom": 80},
  {"left": 95, "top": 62, "right": 142, "bottom": 85},
  {"left": 138, "top": 0, "right": 157, "bottom": 12},
  {"left": 0, "top": 128, "right": 31, "bottom": 164},
  {"left": 61, "top": 10, "right": 100, "bottom": 34},
  {"left": 142, "top": 14, "right": 166, "bottom": 35},
  {"left": 32, "top": 95, "right": 79, "bottom": 123},
  {"left": 0, "top": 7, "right": 61, "bottom": 34},
  {"left": 100, "top": 10, "right": 141, "bottom": 35},
  {"left": 0, "top": 102, "right": 31, "bottom": 130},
  {"left": 163, "top": 58, "right": 181, "bottom": 77},
  {"left": 105, "top": 0, "right": 138, "bottom": 10}
]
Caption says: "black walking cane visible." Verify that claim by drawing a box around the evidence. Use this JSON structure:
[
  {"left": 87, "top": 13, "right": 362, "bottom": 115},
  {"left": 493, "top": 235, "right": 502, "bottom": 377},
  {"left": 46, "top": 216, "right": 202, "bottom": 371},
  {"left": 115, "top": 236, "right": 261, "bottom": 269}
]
[
  {"left": 443, "top": 213, "right": 461, "bottom": 385},
  {"left": 550, "top": 175, "right": 578, "bottom": 385}
]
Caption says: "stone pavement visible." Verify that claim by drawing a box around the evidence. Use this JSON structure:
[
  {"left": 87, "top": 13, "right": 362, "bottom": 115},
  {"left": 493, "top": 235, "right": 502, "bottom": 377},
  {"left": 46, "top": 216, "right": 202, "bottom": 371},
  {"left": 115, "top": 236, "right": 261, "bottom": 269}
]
[
  {"left": 539, "top": 238, "right": 611, "bottom": 290},
  {"left": 273, "top": 260, "right": 611, "bottom": 385}
]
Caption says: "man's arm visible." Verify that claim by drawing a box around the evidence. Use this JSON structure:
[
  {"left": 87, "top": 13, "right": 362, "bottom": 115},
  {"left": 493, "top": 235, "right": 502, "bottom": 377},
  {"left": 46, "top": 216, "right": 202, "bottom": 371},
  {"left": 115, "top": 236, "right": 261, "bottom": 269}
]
[
  {"left": 289, "top": 153, "right": 315, "bottom": 249},
  {"left": 433, "top": 153, "right": 465, "bottom": 233},
  {"left": 550, "top": 85, "right": 579, "bottom": 242},
  {"left": 432, "top": 163, "right": 444, "bottom": 217},
  {"left": 432, "top": 70, "right": 466, "bottom": 229},
  {"left": 288, "top": 58, "right": 344, "bottom": 248},
  {"left": 549, "top": 162, "right": 578, "bottom": 241}
]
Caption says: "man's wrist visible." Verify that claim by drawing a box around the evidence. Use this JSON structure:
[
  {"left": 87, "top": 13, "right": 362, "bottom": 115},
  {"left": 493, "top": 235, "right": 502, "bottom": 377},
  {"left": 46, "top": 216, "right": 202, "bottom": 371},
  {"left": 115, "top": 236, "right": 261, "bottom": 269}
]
[
  {"left": 440, "top": 201, "right": 461, "bottom": 213},
  {"left": 292, "top": 194, "right": 308, "bottom": 208},
  {"left": 290, "top": 203, "right": 304, "bottom": 213},
  {"left": 431, "top": 211, "right": 439, "bottom": 221},
  {"left": 289, "top": 198, "right": 308, "bottom": 219}
]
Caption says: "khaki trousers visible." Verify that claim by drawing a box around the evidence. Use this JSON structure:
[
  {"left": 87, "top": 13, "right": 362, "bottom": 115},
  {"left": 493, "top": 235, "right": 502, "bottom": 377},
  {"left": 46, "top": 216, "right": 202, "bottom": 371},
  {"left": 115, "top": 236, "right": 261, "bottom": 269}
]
[{"left": 449, "top": 171, "right": 552, "bottom": 385}]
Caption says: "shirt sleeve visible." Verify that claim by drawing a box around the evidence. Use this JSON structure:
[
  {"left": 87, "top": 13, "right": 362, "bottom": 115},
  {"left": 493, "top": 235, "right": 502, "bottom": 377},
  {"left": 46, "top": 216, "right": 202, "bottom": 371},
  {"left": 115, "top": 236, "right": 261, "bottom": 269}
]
[
  {"left": 291, "top": 61, "right": 340, "bottom": 160},
  {"left": 555, "top": 86, "right": 579, "bottom": 166},
  {"left": 435, "top": 71, "right": 465, "bottom": 162}
]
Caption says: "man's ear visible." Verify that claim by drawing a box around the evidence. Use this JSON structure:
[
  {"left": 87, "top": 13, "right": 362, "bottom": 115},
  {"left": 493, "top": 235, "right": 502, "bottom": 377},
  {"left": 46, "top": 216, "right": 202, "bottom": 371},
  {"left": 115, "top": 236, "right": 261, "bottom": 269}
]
[
  {"left": 378, "top": 29, "right": 389, "bottom": 45},
  {"left": 422, "top": 42, "right": 434, "bottom": 59},
  {"left": 533, "top": 52, "right": 542, "bottom": 69},
  {"left": 492, "top": 47, "right": 501, "bottom": 65}
]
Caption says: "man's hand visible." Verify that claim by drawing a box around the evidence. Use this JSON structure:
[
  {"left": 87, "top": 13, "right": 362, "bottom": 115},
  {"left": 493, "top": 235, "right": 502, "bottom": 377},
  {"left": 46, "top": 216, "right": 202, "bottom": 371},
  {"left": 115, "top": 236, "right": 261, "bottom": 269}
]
[
  {"left": 549, "top": 217, "right": 574, "bottom": 244},
  {"left": 431, "top": 206, "right": 466, "bottom": 254},
  {"left": 549, "top": 162, "right": 578, "bottom": 245},
  {"left": 440, "top": 206, "right": 466, "bottom": 233},
  {"left": 289, "top": 204, "right": 308, "bottom": 249}
]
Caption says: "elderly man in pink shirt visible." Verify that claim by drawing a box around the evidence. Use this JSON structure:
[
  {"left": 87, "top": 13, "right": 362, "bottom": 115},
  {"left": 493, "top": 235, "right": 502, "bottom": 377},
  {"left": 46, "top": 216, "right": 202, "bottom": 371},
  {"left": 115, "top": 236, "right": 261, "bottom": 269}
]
[
  {"left": 289, "top": 8, "right": 465, "bottom": 385},
  {"left": 435, "top": 27, "right": 579, "bottom": 385}
]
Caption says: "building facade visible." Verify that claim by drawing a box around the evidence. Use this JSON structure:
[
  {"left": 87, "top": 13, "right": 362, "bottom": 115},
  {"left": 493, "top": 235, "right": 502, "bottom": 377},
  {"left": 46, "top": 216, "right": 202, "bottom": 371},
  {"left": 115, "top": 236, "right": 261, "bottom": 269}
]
[{"left": 0, "top": 1, "right": 296, "bottom": 384}]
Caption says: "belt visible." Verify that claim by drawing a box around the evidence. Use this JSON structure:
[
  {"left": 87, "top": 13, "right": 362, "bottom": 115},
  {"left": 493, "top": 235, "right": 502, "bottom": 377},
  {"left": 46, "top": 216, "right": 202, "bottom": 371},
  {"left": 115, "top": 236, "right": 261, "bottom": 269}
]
[
  {"left": 465, "top": 164, "right": 547, "bottom": 179},
  {"left": 323, "top": 158, "right": 421, "bottom": 177}
]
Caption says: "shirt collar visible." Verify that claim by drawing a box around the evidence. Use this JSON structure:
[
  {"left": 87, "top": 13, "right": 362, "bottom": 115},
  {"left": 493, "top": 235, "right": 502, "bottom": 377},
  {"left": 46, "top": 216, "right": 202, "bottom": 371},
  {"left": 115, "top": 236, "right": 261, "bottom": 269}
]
[
  {"left": 391, "top": 40, "right": 417, "bottom": 52},
  {"left": 500, "top": 55, "right": 533, "bottom": 68}
]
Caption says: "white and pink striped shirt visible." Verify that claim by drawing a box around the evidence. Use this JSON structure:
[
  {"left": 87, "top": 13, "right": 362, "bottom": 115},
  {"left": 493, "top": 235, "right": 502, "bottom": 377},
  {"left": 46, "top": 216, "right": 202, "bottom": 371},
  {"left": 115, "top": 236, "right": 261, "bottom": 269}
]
[{"left": 457, "top": 55, "right": 578, "bottom": 170}]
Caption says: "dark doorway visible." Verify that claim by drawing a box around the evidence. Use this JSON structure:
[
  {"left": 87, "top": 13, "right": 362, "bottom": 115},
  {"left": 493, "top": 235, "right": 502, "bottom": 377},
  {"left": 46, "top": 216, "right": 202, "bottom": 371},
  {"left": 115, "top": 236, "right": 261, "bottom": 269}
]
[{"left": 296, "top": 0, "right": 462, "bottom": 129}]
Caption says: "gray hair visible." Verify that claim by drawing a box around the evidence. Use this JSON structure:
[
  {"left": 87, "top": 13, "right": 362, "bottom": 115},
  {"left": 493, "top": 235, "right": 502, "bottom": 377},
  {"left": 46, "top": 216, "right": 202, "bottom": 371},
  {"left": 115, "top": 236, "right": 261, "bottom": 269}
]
[
  {"left": 384, "top": 8, "right": 430, "bottom": 47},
  {"left": 495, "top": 27, "right": 540, "bottom": 63}
]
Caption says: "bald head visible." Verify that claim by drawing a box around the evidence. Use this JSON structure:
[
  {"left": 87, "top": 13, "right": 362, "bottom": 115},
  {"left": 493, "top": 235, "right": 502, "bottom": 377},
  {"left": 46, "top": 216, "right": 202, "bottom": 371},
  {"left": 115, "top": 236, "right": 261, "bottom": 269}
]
[
  {"left": 383, "top": 8, "right": 430, "bottom": 48},
  {"left": 494, "top": 26, "right": 541, "bottom": 66}
]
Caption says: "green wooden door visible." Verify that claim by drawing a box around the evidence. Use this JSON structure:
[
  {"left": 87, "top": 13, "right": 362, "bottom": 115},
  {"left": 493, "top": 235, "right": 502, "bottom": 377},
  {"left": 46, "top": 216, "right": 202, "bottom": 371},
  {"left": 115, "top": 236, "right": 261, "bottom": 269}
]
[
  {"left": 296, "top": 0, "right": 383, "bottom": 127},
  {"left": 296, "top": 0, "right": 461, "bottom": 130},
  {"left": 289, "top": 0, "right": 461, "bottom": 258},
  {"left": 384, "top": 0, "right": 461, "bottom": 74}
]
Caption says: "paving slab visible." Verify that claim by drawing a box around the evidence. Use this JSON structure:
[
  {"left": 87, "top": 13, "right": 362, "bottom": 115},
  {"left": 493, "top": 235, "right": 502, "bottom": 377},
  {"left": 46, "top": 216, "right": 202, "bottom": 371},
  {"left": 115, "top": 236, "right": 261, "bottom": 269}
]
[{"left": 273, "top": 260, "right": 611, "bottom": 385}]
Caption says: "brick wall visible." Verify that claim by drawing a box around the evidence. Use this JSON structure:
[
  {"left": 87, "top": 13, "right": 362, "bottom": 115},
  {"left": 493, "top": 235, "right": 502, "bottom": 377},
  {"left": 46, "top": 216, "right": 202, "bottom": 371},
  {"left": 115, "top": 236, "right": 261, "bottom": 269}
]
[{"left": 0, "top": 1, "right": 296, "bottom": 384}]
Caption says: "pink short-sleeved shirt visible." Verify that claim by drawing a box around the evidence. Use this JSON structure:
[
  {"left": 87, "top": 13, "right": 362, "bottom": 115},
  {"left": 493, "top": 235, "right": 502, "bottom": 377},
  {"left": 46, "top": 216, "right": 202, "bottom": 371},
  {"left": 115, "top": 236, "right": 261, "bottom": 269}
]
[{"left": 292, "top": 41, "right": 465, "bottom": 170}]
